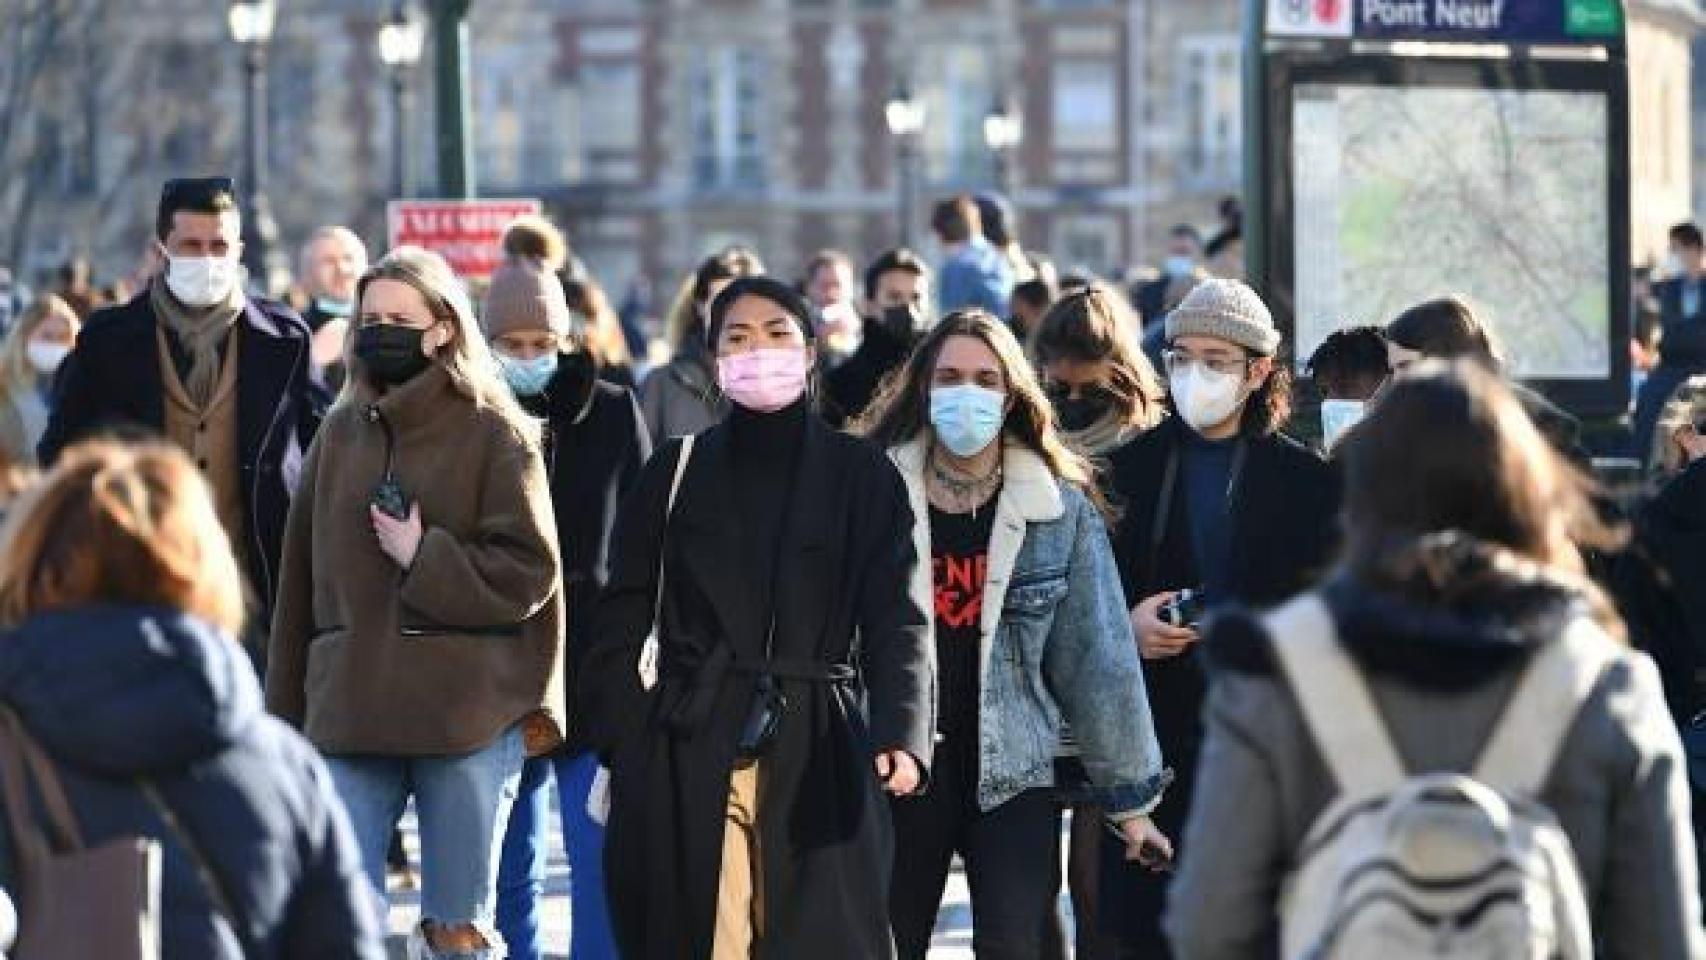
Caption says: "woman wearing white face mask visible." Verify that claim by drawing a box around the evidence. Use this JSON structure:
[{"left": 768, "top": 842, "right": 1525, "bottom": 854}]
[
  {"left": 581, "top": 276, "right": 933, "bottom": 960},
  {"left": 859, "top": 310, "right": 1172, "bottom": 960},
  {"left": 0, "top": 294, "right": 80, "bottom": 465},
  {"left": 1099, "top": 279, "right": 1342, "bottom": 959}
]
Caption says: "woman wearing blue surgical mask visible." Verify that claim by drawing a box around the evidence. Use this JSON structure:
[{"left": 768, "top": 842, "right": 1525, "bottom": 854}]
[
  {"left": 860, "top": 310, "right": 1172, "bottom": 960},
  {"left": 481, "top": 259, "right": 651, "bottom": 960},
  {"left": 0, "top": 294, "right": 80, "bottom": 465},
  {"left": 1100, "top": 279, "right": 1341, "bottom": 959}
]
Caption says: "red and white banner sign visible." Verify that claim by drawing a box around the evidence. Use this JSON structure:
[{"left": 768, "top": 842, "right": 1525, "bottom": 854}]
[{"left": 386, "top": 199, "right": 543, "bottom": 281}]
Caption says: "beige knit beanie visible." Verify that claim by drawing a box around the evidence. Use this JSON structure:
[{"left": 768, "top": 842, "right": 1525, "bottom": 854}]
[
  {"left": 482, "top": 259, "right": 571, "bottom": 340},
  {"left": 1165, "top": 279, "right": 1281, "bottom": 357}
]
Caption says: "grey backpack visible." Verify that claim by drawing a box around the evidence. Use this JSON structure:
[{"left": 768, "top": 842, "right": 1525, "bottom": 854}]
[{"left": 1265, "top": 593, "right": 1613, "bottom": 960}]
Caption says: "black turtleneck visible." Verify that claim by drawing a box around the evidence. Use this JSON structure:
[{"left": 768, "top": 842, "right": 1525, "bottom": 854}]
[{"left": 729, "top": 395, "right": 810, "bottom": 654}]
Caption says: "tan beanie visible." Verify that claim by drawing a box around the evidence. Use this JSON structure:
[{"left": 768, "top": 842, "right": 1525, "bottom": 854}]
[
  {"left": 482, "top": 259, "right": 571, "bottom": 340},
  {"left": 1165, "top": 279, "right": 1281, "bottom": 357}
]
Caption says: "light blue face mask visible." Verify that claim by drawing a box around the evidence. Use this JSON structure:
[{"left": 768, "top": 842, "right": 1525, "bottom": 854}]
[
  {"left": 497, "top": 351, "right": 559, "bottom": 397},
  {"left": 930, "top": 384, "right": 1006, "bottom": 457}
]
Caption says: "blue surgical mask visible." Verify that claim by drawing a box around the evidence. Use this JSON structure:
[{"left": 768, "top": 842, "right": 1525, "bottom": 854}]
[
  {"left": 1164, "top": 255, "right": 1196, "bottom": 278},
  {"left": 930, "top": 384, "right": 1006, "bottom": 457},
  {"left": 314, "top": 297, "right": 354, "bottom": 319},
  {"left": 1319, "top": 399, "right": 1366, "bottom": 450},
  {"left": 497, "top": 351, "right": 559, "bottom": 397}
]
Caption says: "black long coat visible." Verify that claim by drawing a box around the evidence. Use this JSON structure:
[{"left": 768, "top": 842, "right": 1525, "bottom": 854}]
[
  {"left": 1100, "top": 416, "right": 1341, "bottom": 952},
  {"left": 580, "top": 415, "right": 934, "bottom": 960},
  {"left": 37, "top": 291, "right": 327, "bottom": 615},
  {"left": 522, "top": 351, "right": 652, "bottom": 755}
]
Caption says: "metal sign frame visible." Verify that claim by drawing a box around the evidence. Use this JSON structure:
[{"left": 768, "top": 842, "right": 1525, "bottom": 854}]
[{"left": 1245, "top": 0, "right": 1632, "bottom": 418}]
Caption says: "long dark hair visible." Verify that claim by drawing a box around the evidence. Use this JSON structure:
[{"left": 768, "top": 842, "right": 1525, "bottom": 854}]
[
  {"left": 856, "top": 310, "right": 1103, "bottom": 511},
  {"left": 1033, "top": 283, "right": 1164, "bottom": 433},
  {"left": 1340, "top": 361, "right": 1619, "bottom": 579}
]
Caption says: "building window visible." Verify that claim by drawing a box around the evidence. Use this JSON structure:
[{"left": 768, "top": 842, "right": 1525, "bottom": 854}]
[
  {"left": 573, "top": 58, "right": 642, "bottom": 183},
  {"left": 1052, "top": 214, "right": 1122, "bottom": 275},
  {"left": 1052, "top": 59, "right": 1118, "bottom": 153},
  {"left": 918, "top": 42, "right": 996, "bottom": 186},
  {"left": 690, "top": 47, "right": 767, "bottom": 191},
  {"left": 1179, "top": 35, "right": 1241, "bottom": 187}
]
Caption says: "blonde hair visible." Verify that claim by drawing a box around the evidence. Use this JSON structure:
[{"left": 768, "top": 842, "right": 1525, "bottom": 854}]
[
  {"left": 0, "top": 295, "right": 80, "bottom": 400},
  {"left": 0, "top": 441, "right": 247, "bottom": 635},
  {"left": 664, "top": 247, "right": 765, "bottom": 352},
  {"left": 346, "top": 247, "right": 539, "bottom": 446},
  {"left": 561, "top": 274, "right": 633, "bottom": 369}
]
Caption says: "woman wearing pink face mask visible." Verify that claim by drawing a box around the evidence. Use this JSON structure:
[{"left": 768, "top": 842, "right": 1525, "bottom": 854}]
[{"left": 581, "top": 276, "right": 935, "bottom": 959}]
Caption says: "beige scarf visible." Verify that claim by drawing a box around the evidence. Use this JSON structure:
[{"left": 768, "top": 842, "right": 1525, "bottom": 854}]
[{"left": 150, "top": 275, "right": 244, "bottom": 407}]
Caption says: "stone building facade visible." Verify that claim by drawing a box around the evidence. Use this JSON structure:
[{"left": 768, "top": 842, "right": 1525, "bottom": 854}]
[{"left": 8, "top": 0, "right": 1700, "bottom": 300}]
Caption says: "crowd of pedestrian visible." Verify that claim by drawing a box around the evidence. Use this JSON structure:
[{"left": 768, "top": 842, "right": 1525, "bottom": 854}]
[{"left": 0, "top": 173, "right": 1701, "bottom": 960}]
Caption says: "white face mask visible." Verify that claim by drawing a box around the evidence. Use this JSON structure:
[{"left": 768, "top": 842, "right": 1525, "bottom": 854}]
[
  {"left": 1664, "top": 253, "right": 1690, "bottom": 279},
  {"left": 165, "top": 254, "right": 240, "bottom": 307},
  {"left": 1170, "top": 364, "right": 1245, "bottom": 434},
  {"left": 25, "top": 341, "right": 70, "bottom": 376},
  {"left": 1319, "top": 399, "right": 1366, "bottom": 450}
]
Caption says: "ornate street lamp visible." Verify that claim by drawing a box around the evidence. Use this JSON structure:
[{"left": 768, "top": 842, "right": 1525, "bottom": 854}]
[
  {"left": 378, "top": 2, "right": 427, "bottom": 200},
  {"left": 228, "top": 0, "right": 282, "bottom": 294},
  {"left": 885, "top": 83, "right": 927, "bottom": 247},
  {"left": 983, "top": 95, "right": 1023, "bottom": 196}
]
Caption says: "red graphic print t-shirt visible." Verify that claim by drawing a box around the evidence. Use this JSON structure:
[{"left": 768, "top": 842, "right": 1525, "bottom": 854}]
[{"left": 930, "top": 499, "right": 998, "bottom": 738}]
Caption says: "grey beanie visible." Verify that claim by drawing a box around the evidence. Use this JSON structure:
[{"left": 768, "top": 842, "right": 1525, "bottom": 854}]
[{"left": 1165, "top": 279, "right": 1281, "bottom": 357}]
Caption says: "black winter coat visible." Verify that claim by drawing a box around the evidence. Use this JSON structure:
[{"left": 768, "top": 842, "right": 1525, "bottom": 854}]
[
  {"left": 1100, "top": 416, "right": 1342, "bottom": 951},
  {"left": 580, "top": 415, "right": 933, "bottom": 960},
  {"left": 522, "top": 351, "right": 652, "bottom": 754},
  {"left": 822, "top": 321, "right": 914, "bottom": 429},
  {"left": 38, "top": 293, "right": 327, "bottom": 614},
  {"left": 0, "top": 606, "right": 381, "bottom": 959},
  {"left": 1617, "top": 459, "right": 1706, "bottom": 723}
]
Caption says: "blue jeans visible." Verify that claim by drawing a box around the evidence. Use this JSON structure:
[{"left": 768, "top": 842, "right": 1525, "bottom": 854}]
[
  {"left": 327, "top": 726, "right": 525, "bottom": 959},
  {"left": 496, "top": 751, "right": 617, "bottom": 960}
]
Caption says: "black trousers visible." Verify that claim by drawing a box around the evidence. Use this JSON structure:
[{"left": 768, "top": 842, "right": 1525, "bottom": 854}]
[{"left": 889, "top": 733, "right": 1065, "bottom": 960}]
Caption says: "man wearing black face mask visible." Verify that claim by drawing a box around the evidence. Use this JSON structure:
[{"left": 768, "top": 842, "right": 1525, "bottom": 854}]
[{"left": 823, "top": 248, "right": 934, "bottom": 429}]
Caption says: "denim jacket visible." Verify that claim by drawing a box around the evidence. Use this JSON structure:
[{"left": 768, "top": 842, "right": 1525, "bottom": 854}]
[{"left": 891, "top": 439, "right": 1169, "bottom": 815}]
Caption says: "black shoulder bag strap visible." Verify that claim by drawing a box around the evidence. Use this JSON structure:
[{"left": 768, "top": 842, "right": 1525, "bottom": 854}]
[{"left": 140, "top": 781, "right": 257, "bottom": 959}]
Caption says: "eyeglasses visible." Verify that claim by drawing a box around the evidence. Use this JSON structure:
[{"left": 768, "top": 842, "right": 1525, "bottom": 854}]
[{"left": 1162, "top": 349, "right": 1249, "bottom": 378}]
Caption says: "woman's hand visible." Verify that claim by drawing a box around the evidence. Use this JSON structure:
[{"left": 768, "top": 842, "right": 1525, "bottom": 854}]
[
  {"left": 1676, "top": 423, "right": 1706, "bottom": 465},
  {"left": 875, "top": 749, "right": 921, "bottom": 797},
  {"left": 371, "top": 502, "right": 424, "bottom": 569},
  {"left": 1132, "top": 591, "right": 1198, "bottom": 660},
  {"left": 1117, "top": 815, "right": 1174, "bottom": 872}
]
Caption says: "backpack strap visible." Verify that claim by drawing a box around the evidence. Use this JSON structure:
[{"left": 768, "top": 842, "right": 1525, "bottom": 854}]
[
  {"left": 1473, "top": 616, "right": 1618, "bottom": 795},
  {"left": 1264, "top": 593, "right": 1406, "bottom": 801}
]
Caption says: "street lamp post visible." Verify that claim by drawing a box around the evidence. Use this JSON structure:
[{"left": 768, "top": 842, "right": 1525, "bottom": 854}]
[
  {"left": 432, "top": 0, "right": 475, "bottom": 198},
  {"left": 885, "top": 84, "right": 926, "bottom": 247},
  {"left": 228, "top": 0, "right": 281, "bottom": 294},
  {"left": 378, "top": 2, "right": 427, "bottom": 201},
  {"left": 983, "top": 96, "right": 1022, "bottom": 199}
]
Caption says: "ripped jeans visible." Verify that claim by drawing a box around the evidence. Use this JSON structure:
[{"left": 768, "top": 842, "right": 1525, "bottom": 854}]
[{"left": 327, "top": 725, "right": 526, "bottom": 959}]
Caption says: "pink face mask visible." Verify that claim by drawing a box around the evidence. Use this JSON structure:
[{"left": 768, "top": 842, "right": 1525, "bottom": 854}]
[{"left": 717, "top": 347, "right": 809, "bottom": 413}]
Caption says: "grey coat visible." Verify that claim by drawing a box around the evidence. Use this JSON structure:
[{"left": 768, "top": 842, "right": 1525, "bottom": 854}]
[
  {"left": 638, "top": 338, "right": 725, "bottom": 443},
  {"left": 1167, "top": 536, "right": 1706, "bottom": 960}
]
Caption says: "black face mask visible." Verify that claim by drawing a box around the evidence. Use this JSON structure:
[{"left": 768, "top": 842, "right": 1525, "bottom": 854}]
[
  {"left": 879, "top": 304, "right": 923, "bottom": 342},
  {"left": 355, "top": 323, "right": 432, "bottom": 387},
  {"left": 1052, "top": 396, "right": 1110, "bottom": 432}
]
